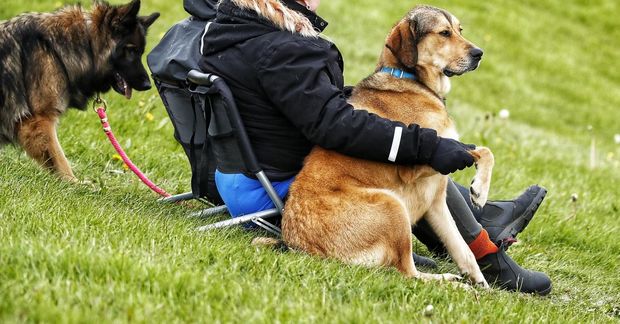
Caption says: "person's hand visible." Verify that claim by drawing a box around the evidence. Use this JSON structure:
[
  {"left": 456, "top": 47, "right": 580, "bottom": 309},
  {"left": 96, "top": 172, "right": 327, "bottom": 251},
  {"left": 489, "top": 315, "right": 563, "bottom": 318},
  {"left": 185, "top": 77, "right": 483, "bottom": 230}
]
[{"left": 428, "top": 138, "right": 476, "bottom": 175}]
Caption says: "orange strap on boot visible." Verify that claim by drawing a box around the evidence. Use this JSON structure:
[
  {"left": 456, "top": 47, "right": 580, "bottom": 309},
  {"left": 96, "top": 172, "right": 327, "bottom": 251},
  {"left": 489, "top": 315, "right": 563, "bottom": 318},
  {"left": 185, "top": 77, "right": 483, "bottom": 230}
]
[{"left": 468, "top": 229, "right": 499, "bottom": 260}]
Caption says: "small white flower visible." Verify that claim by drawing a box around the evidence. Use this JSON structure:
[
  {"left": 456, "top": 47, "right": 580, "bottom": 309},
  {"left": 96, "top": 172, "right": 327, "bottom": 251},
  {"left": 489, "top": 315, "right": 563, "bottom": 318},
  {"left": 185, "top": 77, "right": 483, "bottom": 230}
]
[
  {"left": 614, "top": 134, "right": 620, "bottom": 144},
  {"left": 423, "top": 304, "right": 434, "bottom": 317},
  {"left": 498, "top": 109, "right": 510, "bottom": 119}
]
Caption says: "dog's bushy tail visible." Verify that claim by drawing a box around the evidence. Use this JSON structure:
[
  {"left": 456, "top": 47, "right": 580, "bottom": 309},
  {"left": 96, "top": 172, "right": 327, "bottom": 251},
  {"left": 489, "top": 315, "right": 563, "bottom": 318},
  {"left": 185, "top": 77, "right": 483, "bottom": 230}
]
[{"left": 251, "top": 237, "right": 289, "bottom": 252}]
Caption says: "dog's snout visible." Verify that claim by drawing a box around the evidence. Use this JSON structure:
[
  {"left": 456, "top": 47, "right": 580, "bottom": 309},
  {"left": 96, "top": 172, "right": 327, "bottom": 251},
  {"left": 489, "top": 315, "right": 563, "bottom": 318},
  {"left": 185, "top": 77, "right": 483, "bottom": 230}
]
[
  {"left": 470, "top": 47, "right": 484, "bottom": 59},
  {"left": 136, "top": 79, "right": 152, "bottom": 91}
]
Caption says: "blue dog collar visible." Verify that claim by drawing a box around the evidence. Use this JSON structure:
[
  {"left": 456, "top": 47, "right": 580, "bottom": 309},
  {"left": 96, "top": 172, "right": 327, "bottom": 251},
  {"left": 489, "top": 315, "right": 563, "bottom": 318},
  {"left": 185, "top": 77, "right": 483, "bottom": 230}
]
[{"left": 379, "top": 67, "right": 417, "bottom": 80}]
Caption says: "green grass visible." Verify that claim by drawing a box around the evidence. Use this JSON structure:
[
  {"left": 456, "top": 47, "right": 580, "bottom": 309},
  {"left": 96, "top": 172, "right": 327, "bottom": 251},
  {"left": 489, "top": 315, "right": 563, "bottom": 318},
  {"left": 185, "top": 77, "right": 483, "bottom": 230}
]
[{"left": 1, "top": 0, "right": 619, "bottom": 322}]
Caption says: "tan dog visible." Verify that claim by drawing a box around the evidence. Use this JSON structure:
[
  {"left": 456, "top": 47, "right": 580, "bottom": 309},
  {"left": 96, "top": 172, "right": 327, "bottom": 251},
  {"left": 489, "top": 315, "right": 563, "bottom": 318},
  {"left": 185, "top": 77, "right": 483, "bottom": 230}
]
[{"left": 282, "top": 5, "right": 494, "bottom": 286}]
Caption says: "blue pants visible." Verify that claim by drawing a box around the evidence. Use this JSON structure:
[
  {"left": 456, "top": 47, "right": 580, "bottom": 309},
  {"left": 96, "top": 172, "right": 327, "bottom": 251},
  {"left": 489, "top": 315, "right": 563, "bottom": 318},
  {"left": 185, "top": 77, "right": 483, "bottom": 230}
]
[{"left": 215, "top": 170, "right": 295, "bottom": 217}]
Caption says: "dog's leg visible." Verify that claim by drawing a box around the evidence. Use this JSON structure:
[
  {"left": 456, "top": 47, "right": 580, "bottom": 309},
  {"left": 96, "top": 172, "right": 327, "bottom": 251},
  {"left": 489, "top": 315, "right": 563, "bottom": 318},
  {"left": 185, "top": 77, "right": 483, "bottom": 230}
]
[
  {"left": 350, "top": 190, "right": 462, "bottom": 283},
  {"left": 423, "top": 187, "right": 489, "bottom": 287},
  {"left": 469, "top": 147, "right": 494, "bottom": 208},
  {"left": 17, "top": 114, "right": 76, "bottom": 181},
  {"left": 352, "top": 204, "right": 462, "bottom": 283}
]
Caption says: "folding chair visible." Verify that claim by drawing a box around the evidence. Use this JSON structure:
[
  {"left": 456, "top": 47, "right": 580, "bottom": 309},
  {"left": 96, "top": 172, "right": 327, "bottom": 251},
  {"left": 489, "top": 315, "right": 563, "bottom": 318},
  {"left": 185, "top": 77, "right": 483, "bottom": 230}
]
[
  {"left": 185, "top": 70, "right": 284, "bottom": 236},
  {"left": 154, "top": 78, "right": 218, "bottom": 206}
]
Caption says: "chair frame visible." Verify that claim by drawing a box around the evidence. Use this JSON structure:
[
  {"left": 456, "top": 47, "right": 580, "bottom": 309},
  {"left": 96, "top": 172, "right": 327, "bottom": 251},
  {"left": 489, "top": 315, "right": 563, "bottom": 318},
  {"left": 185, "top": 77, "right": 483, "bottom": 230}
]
[{"left": 162, "top": 70, "right": 285, "bottom": 236}]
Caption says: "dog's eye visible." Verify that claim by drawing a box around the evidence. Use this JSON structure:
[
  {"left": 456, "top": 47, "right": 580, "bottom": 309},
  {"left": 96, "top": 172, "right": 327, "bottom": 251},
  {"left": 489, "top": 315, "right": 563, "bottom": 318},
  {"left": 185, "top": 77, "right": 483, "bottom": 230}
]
[
  {"left": 439, "top": 30, "right": 451, "bottom": 37},
  {"left": 459, "top": 27, "right": 463, "bottom": 34}
]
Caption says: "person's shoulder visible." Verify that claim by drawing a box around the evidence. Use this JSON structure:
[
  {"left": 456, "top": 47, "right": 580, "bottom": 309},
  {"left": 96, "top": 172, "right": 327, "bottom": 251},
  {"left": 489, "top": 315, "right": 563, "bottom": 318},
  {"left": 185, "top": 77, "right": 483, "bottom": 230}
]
[
  {"left": 264, "top": 30, "right": 327, "bottom": 50},
  {"left": 257, "top": 32, "right": 329, "bottom": 65}
]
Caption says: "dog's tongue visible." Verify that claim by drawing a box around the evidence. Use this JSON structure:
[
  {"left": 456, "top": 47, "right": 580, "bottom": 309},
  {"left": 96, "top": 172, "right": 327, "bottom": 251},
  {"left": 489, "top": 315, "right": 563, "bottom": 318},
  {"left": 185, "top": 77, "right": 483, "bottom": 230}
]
[
  {"left": 124, "top": 84, "right": 132, "bottom": 99},
  {"left": 114, "top": 73, "right": 132, "bottom": 99}
]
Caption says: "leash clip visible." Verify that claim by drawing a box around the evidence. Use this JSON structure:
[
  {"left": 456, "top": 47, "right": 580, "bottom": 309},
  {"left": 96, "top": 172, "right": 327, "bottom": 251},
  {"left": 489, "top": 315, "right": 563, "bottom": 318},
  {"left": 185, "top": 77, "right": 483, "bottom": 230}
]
[{"left": 93, "top": 93, "right": 107, "bottom": 112}]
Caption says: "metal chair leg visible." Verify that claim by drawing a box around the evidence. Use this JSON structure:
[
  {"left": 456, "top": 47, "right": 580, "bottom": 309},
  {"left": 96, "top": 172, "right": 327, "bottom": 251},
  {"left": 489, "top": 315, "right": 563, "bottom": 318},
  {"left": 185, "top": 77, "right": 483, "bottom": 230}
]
[
  {"left": 159, "top": 192, "right": 194, "bottom": 203},
  {"left": 196, "top": 208, "right": 280, "bottom": 232},
  {"left": 189, "top": 205, "right": 229, "bottom": 219},
  {"left": 252, "top": 217, "right": 282, "bottom": 236},
  {"left": 159, "top": 192, "right": 213, "bottom": 206}
]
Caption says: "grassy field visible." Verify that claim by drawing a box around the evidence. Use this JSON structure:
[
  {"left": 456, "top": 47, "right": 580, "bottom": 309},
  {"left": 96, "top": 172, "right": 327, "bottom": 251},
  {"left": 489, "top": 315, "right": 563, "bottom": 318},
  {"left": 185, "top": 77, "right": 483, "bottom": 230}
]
[{"left": 1, "top": 0, "right": 619, "bottom": 322}]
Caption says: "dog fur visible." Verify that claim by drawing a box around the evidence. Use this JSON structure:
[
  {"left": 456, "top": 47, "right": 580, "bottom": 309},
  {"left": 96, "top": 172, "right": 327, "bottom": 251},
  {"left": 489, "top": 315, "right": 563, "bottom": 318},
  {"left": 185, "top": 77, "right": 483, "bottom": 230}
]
[
  {"left": 0, "top": 0, "right": 159, "bottom": 180},
  {"left": 282, "top": 5, "right": 494, "bottom": 286}
]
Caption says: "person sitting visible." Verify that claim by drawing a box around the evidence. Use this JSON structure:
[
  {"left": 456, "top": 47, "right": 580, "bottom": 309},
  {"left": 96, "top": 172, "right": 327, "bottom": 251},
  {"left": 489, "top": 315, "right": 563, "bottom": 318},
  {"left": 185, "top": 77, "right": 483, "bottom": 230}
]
[{"left": 197, "top": 0, "right": 551, "bottom": 294}]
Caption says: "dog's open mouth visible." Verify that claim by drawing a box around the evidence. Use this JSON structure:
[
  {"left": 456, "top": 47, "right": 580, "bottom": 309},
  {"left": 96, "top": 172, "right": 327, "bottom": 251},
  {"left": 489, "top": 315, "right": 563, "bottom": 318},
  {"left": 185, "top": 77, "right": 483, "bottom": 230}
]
[{"left": 112, "top": 72, "right": 133, "bottom": 99}]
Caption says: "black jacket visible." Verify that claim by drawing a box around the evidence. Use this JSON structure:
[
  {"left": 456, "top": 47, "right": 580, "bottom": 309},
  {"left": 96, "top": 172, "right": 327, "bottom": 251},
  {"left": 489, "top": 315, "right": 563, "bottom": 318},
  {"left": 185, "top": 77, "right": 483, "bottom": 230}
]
[{"left": 200, "top": 0, "right": 439, "bottom": 180}]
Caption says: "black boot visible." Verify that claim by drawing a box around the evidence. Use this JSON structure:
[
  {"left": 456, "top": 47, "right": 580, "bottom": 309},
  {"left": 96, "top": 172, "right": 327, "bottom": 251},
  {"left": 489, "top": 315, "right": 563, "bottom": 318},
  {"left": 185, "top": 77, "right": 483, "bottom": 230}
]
[
  {"left": 413, "top": 184, "right": 547, "bottom": 257},
  {"left": 477, "top": 245, "right": 552, "bottom": 295},
  {"left": 413, "top": 253, "right": 437, "bottom": 269},
  {"left": 477, "top": 185, "right": 547, "bottom": 245},
  {"left": 455, "top": 183, "right": 547, "bottom": 245}
]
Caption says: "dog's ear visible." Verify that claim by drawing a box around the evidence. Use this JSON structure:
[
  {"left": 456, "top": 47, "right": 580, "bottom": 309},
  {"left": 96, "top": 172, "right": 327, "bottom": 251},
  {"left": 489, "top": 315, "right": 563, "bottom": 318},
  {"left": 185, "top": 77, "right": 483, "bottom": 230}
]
[
  {"left": 118, "top": 0, "right": 141, "bottom": 20},
  {"left": 110, "top": 0, "right": 141, "bottom": 33},
  {"left": 385, "top": 19, "right": 418, "bottom": 69},
  {"left": 139, "top": 12, "right": 160, "bottom": 29}
]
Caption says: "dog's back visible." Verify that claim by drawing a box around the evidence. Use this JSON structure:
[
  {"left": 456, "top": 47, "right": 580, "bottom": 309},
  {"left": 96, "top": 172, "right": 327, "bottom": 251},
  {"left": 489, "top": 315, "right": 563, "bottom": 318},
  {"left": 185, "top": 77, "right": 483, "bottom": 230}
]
[{"left": 0, "top": 7, "right": 91, "bottom": 145}]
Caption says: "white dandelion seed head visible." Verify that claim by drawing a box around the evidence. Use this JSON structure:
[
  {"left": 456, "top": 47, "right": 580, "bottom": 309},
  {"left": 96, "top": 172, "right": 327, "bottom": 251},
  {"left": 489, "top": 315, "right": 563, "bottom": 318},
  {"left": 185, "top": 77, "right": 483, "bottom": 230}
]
[
  {"left": 614, "top": 134, "right": 620, "bottom": 144},
  {"left": 498, "top": 109, "right": 510, "bottom": 119}
]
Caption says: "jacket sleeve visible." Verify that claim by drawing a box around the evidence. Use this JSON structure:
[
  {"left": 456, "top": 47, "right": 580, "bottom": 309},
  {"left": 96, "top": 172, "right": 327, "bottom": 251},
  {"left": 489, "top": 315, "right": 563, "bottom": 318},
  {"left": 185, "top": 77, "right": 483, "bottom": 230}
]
[{"left": 256, "top": 40, "right": 439, "bottom": 165}]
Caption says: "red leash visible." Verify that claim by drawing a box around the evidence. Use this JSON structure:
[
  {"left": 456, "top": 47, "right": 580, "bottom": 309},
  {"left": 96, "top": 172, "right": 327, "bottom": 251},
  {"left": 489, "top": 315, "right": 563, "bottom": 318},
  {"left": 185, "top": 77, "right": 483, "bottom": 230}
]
[{"left": 94, "top": 96, "right": 171, "bottom": 198}]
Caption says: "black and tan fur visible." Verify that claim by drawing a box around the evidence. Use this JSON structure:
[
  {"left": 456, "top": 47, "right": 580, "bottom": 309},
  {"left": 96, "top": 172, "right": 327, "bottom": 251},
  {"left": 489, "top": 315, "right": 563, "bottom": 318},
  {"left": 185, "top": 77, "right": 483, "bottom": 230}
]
[
  {"left": 0, "top": 0, "right": 158, "bottom": 180},
  {"left": 281, "top": 5, "right": 495, "bottom": 286}
]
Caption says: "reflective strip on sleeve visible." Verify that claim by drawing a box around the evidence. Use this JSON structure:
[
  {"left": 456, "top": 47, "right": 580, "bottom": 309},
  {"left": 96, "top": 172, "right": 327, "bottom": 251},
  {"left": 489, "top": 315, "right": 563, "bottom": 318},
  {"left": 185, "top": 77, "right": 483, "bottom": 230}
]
[{"left": 388, "top": 126, "right": 403, "bottom": 162}]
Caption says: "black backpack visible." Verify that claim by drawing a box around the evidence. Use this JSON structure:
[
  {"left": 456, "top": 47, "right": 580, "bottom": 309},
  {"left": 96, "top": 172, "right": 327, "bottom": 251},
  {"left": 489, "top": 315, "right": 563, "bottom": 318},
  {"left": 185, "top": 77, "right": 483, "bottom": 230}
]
[{"left": 147, "top": 0, "right": 223, "bottom": 204}]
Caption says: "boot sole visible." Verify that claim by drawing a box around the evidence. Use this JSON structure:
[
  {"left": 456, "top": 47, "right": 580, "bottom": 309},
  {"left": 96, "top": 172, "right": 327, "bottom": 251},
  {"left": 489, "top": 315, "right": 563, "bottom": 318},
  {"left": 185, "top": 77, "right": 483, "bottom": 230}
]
[
  {"left": 505, "top": 281, "right": 553, "bottom": 296},
  {"left": 535, "top": 282, "right": 553, "bottom": 296},
  {"left": 495, "top": 186, "right": 547, "bottom": 243}
]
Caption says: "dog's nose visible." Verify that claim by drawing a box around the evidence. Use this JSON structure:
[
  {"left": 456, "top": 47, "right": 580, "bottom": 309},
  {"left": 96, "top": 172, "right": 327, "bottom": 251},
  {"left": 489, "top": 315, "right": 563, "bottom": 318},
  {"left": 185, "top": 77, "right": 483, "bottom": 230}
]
[
  {"left": 137, "top": 80, "right": 152, "bottom": 91},
  {"left": 470, "top": 47, "right": 484, "bottom": 59}
]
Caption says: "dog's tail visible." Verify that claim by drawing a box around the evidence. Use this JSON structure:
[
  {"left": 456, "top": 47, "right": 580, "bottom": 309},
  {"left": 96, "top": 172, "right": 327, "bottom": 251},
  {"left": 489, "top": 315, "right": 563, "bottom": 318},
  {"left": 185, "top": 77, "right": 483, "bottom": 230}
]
[{"left": 251, "top": 237, "right": 289, "bottom": 251}]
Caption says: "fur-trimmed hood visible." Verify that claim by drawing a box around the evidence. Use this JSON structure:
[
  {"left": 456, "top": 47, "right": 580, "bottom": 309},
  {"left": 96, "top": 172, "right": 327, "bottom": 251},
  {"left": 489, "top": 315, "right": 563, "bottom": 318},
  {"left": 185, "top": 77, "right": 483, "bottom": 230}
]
[
  {"left": 201, "top": 0, "right": 328, "bottom": 56},
  {"left": 228, "top": 0, "right": 319, "bottom": 37}
]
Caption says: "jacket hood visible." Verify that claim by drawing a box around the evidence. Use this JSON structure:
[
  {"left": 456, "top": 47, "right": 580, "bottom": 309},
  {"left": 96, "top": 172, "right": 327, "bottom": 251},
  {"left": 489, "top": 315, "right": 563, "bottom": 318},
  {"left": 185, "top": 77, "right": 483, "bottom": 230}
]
[
  {"left": 203, "top": 0, "right": 326, "bottom": 55},
  {"left": 184, "top": 0, "right": 217, "bottom": 20},
  {"left": 229, "top": 0, "right": 319, "bottom": 37}
]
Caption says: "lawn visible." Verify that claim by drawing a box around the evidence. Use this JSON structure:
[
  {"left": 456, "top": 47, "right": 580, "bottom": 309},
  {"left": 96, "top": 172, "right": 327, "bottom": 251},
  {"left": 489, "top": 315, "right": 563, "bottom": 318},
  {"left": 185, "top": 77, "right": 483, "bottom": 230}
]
[{"left": 1, "top": 0, "right": 619, "bottom": 322}]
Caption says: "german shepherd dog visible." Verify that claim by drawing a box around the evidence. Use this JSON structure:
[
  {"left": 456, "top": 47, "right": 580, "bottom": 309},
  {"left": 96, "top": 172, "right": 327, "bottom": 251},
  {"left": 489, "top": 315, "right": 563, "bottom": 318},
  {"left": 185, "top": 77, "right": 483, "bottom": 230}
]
[
  {"left": 0, "top": 0, "right": 159, "bottom": 181},
  {"left": 282, "top": 5, "right": 494, "bottom": 287}
]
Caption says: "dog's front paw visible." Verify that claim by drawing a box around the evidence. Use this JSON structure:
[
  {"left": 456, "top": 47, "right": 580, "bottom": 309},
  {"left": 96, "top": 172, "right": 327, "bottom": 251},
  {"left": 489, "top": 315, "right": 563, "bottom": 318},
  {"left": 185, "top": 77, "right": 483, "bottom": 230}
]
[
  {"left": 475, "top": 280, "right": 490, "bottom": 289},
  {"left": 469, "top": 177, "right": 489, "bottom": 208},
  {"left": 440, "top": 273, "right": 463, "bottom": 282}
]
